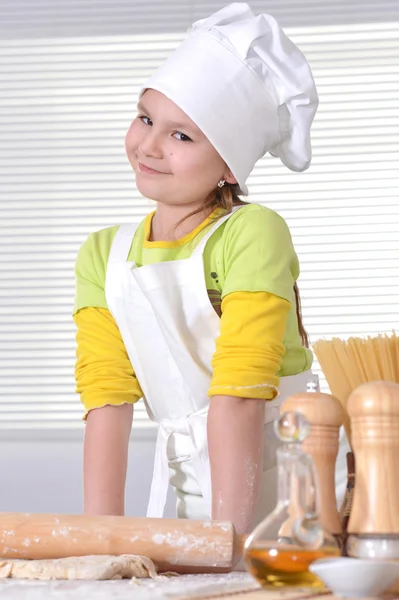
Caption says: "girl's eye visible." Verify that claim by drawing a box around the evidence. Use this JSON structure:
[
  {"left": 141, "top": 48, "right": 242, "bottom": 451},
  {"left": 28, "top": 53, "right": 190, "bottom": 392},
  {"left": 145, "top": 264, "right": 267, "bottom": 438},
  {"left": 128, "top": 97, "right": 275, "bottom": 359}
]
[
  {"left": 173, "top": 132, "right": 192, "bottom": 142},
  {"left": 138, "top": 115, "right": 152, "bottom": 126}
]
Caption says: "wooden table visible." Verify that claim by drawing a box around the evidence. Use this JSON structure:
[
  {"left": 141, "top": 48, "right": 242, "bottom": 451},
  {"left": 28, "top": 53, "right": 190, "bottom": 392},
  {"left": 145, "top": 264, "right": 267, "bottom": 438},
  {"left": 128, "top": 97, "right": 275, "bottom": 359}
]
[
  {"left": 176, "top": 583, "right": 399, "bottom": 600},
  {"left": 178, "top": 588, "right": 326, "bottom": 600},
  {"left": 0, "top": 573, "right": 397, "bottom": 600}
]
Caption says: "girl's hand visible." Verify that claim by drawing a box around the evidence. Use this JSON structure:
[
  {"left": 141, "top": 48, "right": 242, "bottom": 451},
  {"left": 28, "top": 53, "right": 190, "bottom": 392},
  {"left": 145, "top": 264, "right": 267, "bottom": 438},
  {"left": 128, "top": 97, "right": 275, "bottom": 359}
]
[{"left": 207, "top": 395, "right": 265, "bottom": 535}]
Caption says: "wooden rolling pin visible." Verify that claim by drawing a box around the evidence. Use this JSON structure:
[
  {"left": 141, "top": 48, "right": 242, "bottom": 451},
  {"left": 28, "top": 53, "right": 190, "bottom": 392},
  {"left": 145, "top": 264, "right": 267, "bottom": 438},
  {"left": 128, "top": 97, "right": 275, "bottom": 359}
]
[
  {"left": 281, "top": 383, "right": 345, "bottom": 535},
  {"left": 0, "top": 513, "right": 246, "bottom": 573}
]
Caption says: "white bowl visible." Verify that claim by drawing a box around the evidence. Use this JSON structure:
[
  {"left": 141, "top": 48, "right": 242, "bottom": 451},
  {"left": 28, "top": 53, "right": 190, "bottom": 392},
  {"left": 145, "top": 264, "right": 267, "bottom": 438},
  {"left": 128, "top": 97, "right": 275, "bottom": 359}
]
[{"left": 308, "top": 557, "right": 399, "bottom": 598}]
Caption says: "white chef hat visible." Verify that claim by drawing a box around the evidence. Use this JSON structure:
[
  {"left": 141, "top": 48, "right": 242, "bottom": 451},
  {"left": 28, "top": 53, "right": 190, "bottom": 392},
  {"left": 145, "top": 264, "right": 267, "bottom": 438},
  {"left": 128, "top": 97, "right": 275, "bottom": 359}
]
[{"left": 139, "top": 2, "right": 319, "bottom": 195}]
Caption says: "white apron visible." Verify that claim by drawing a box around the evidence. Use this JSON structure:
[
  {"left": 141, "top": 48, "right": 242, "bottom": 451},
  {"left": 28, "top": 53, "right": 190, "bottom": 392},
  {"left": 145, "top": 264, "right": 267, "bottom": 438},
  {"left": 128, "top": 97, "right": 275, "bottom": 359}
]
[{"left": 105, "top": 208, "right": 318, "bottom": 522}]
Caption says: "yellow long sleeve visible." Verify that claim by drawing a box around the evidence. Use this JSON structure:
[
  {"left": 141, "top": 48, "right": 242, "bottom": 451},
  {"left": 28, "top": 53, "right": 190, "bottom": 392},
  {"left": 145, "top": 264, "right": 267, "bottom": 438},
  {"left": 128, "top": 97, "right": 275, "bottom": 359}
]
[
  {"left": 209, "top": 291, "right": 291, "bottom": 400},
  {"left": 74, "top": 293, "right": 290, "bottom": 413},
  {"left": 74, "top": 306, "right": 143, "bottom": 418}
]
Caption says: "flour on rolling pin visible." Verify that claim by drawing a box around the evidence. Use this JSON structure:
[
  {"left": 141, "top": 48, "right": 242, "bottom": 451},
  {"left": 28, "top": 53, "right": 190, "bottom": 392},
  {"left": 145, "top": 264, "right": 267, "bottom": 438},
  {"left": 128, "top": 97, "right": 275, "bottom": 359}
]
[
  {"left": 152, "top": 522, "right": 231, "bottom": 554},
  {"left": 51, "top": 527, "right": 79, "bottom": 543},
  {"left": 0, "top": 530, "right": 18, "bottom": 556}
]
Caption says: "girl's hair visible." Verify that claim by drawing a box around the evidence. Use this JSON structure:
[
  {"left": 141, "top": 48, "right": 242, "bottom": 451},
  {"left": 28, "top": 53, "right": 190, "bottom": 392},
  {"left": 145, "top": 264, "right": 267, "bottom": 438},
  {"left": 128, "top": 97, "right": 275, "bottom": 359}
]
[
  {"left": 293, "top": 278, "right": 309, "bottom": 348},
  {"left": 179, "top": 182, "right": 310, "bottom": 348}
]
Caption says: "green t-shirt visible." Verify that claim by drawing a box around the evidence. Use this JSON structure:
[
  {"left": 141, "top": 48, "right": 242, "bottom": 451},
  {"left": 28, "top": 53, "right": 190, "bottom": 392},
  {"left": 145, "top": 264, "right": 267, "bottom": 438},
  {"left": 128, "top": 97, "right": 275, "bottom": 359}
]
[{"left": 74, "top": 203, "right": 312, "bottom": 376}]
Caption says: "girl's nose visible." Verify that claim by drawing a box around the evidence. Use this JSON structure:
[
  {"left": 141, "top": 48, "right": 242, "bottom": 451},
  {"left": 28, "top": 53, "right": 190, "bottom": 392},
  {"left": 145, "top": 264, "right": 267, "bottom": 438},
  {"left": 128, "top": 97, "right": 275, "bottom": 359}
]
[{"left": 138, "top": 130, "right": 164, "bottom": 159}]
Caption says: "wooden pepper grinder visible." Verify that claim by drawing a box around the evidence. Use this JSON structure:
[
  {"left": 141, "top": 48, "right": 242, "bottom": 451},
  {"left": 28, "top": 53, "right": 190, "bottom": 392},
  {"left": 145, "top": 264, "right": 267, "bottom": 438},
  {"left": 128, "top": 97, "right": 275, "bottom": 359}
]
[
  {"left": 281, "top": 378, "right": 345, "bottom": 536},
  {"left": 346, "top": 380, "right": 399, "bottom": 558}
]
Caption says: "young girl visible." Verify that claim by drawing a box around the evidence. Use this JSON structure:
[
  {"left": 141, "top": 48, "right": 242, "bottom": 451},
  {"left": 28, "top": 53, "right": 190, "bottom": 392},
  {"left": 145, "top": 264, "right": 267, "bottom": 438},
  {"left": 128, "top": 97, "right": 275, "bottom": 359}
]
[{"left": 73, "top": 3, "right": 320, "bottom": 535}]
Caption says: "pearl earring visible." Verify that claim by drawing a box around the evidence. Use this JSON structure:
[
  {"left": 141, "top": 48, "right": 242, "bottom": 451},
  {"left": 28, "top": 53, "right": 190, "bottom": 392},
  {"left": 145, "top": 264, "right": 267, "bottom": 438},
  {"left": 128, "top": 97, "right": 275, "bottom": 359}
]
[{"left": 217, "top": 180, "right": 226, "bottom": 188}]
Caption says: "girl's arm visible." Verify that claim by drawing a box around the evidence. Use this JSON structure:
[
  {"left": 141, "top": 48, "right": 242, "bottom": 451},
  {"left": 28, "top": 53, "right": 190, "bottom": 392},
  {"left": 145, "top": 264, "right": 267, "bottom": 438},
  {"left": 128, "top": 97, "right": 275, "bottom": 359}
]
[
  {"left": 208, "top": 395, "right": 265, "bottom": 534},
  {"left": 207, "top": 285, "right": 293, "bottom": 533},
  {"left": 74, "top": 306, "right": 142, "bottom": 515},
  {"left": 84, "top": 403, "right": 133, "bottom": 515}
]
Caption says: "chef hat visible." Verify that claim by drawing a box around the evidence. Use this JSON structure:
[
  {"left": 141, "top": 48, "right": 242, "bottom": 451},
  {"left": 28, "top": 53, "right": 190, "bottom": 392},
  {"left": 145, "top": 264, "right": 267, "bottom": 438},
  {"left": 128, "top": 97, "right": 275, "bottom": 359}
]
[{"left": 139, "top": 2, "right": 319, "bottom": 195}]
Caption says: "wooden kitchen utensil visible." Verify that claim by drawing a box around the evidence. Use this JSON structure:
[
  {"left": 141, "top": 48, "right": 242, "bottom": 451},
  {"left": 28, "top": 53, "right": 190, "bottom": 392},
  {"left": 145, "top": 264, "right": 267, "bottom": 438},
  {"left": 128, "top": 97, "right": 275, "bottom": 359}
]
[
  {"left": 347, "top": 380, "right": 399, "bottom": 535},
  {"left": 0, "top": 513, "right": 246, "bottom": 573},
  {"left": 281, "top": 383, "right": 345, "bottom": 535}
]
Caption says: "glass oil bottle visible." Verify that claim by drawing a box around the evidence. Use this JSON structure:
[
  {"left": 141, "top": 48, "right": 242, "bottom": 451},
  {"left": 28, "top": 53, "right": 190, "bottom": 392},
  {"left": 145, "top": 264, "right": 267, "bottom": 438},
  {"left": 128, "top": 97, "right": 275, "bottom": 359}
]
[{"left": 244, "top": 411, "right": 340, "bottom": 588}]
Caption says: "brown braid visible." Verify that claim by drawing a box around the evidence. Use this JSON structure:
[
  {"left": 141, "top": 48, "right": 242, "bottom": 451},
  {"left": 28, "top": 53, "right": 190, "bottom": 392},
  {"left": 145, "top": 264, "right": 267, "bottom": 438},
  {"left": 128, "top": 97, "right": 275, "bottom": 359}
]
[{"left": 293, "top": 281, "right": 309, "bottom": 348}]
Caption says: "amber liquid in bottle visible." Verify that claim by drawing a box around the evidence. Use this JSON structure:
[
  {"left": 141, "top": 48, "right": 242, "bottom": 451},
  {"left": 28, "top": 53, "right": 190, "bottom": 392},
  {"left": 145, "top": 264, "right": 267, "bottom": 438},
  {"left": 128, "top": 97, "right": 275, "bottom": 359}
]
[{"left": 245, "top": 545, "right": 339, "bottom": 588}]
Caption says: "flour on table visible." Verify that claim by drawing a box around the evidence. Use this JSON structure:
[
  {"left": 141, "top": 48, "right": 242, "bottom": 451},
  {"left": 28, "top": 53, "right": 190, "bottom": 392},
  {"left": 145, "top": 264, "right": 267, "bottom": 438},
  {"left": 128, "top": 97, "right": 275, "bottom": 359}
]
[{"left": 0, "top": 554, "right": 159, "bottom": 581}]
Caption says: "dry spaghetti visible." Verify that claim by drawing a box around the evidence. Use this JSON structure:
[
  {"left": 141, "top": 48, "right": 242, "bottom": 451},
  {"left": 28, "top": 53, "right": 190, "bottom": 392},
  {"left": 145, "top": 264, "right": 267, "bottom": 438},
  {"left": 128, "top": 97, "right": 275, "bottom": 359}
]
[{"left": 313, "top": 331, "right": 399, "bottom": 445}]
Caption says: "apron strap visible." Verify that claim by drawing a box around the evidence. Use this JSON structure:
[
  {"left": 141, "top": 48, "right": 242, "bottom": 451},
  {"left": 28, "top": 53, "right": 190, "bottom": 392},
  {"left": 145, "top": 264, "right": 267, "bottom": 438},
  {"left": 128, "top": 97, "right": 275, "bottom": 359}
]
[
  {"left": 108, "top": 223, "right": 139, "bottom": 264},
  {"left": 191, "top": 205, "right": 244, "bottom": 258},
  {"left": 146, "top": 426, "right": 170, "bottom": 518},
  {"left": 187, "top": 412, "right": 212, "bottom": 516}
]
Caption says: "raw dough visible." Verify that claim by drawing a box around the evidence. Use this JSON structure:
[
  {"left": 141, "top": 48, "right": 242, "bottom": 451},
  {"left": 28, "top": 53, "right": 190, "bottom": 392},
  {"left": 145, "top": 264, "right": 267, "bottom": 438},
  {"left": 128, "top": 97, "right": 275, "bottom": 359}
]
[{"left": 0, "top": 554, "right": 159, "bottom": 581}]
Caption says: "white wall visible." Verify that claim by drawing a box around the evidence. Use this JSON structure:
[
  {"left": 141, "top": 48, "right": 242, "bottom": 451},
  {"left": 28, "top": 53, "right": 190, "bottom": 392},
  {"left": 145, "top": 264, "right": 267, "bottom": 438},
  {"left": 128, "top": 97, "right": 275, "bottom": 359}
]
[{"left": 0, "top": 427, "right": 176, "bottom": 517}]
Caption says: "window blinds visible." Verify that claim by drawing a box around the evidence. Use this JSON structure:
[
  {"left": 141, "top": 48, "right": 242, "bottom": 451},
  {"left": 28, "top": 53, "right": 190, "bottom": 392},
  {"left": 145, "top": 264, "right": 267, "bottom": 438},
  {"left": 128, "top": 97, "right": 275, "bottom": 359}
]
[{"left": 1, "top": 1, "right": 398, "bottom": 430}]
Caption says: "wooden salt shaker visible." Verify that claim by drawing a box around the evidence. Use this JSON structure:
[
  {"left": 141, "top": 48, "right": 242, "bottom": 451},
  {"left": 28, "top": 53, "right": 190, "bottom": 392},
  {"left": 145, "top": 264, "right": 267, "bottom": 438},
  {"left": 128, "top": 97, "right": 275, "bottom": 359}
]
[
  {"left": 281, "top": 379, "right": 345, "bottom": 535},
  {"left": 347, "top": 381, "right": 399, "bottom": 541}
]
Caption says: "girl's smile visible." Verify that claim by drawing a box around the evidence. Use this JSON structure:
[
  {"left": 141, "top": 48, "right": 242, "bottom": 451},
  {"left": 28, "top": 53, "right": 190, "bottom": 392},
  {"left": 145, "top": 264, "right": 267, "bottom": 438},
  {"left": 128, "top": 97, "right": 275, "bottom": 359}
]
[{"left": 138, "top": 161, "right": 169, "bottom": 175}]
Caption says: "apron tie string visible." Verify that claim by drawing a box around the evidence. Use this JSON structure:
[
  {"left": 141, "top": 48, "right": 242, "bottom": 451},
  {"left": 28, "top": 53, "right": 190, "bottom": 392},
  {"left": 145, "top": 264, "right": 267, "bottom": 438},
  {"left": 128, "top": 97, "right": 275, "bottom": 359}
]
[{"left": 146, "top": 406, "right": 211, "bottom": 518}]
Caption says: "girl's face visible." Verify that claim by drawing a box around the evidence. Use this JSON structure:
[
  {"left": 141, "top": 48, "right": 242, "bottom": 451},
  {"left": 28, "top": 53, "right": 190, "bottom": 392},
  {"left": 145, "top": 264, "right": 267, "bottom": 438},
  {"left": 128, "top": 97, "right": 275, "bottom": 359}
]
[{"left": 125, "top": 89, "right": 236, "bottom": 206}]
